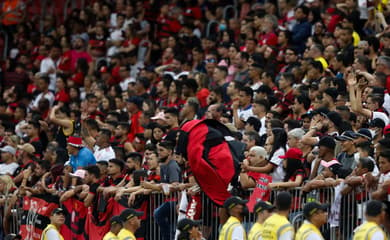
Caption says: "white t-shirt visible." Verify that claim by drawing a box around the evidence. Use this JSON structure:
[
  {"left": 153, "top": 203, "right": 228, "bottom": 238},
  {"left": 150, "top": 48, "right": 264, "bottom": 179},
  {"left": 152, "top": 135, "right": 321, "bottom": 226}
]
[
  {"left": 379, "top": 171, "right": 390, "bottom": 184},
  {"left": 40, "top": 57, "right": 59, "bottom": 91},
  {"left": 372, "top": 111, "right": 389, "bottom": 125},
  {"left": 0, "top": 162, "right": 19, "bottom": 175},
  {"left": 94, "top": 146, "right": 116, "bottom": 162},
  {"left": 270, "top": 148, "right": 286, "bottom": 182},
  {"left": 31, "top": 91, "right": 55, "bottom": 109}
]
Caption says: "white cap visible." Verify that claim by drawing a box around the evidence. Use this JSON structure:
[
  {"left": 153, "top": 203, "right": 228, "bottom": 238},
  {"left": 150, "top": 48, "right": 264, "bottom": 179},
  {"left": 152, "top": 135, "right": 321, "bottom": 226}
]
[{"left": 0, "top": 145, "right": 16, "bottom": 155}]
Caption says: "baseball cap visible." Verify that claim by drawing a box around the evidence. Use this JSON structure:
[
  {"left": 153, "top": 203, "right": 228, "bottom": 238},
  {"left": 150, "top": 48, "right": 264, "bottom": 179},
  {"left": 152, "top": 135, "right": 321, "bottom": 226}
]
[
  {"left": 17, "top": 143, "right": 35, "bottom": 154},
  {"left": 326, "top": 111, "right": 342, "bottom": 127},
  {"left": 369, "top": 118, "right": 386, "bottom": 129},
  {"left": 279, "top": 148, "right": 303, "bottom": 161},
  {"left": 366, "top": 200, "right": 387, "bottom": 217},
  {"left": 110, "top": 216, "right": 123, "bottom": 226},
  {"left": 303, "top": 202, "right": 329, "bottom": 218},
  {"left": 335, "top": 131, "right": 357, "bottom": 141},
  {"left": 355, "top": 128, "right": 372, "bottom": 140},
  {"left": 151, "top": 111, "right": 167, "bottom": 121},
  {"left": 318, "top": 136, "right": 336, "bottom": 149},
  {"left": 120, "top": 208, "right": 143, "bottom": 221},
  {"left": 320, "top": 159, "right": 340, "bottom": 168},
  {"left": 177, "top": 218, "right": 202, "bottom": 232},
  {"left": 51, "top": 208, "right": 65, "bottom": 215},
  {"left": 0, "top": 146, "right": 16, "bottom": 155},
  {"left": 312, "top": 107, "right": 329, "bottom": 117},
  {"left": 253, "top": 201, "right": 275, "bottom": 213},
  {"left": 69, "top": 169, "right": 86, "bottom": 179},
  {"left": 223, "top": 196, "right": 248, "bottom": 210}
]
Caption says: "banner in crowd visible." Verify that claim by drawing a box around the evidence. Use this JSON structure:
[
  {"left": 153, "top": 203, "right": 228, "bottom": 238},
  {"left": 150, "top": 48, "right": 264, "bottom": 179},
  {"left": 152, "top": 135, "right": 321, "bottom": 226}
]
[
  {"left": 61, "top": 197, "right": 88, "bottom": 240},
  {"left": 20, "top": 194, "right": 60, "bottom": 240}
]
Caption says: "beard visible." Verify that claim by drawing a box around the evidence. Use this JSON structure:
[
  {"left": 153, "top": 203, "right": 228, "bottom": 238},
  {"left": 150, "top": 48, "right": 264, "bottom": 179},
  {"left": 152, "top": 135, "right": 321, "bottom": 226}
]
[{"left": 158, "top": 156, "right": 168, "bottom": 163}]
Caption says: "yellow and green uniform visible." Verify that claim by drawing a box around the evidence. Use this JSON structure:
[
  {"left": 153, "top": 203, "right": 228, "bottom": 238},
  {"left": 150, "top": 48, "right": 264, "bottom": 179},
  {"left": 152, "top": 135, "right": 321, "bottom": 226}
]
[
  {"left": 103, "top": 231, "right": 119, "bottom": 240},
  {"left": 117, "top": 228, "right": 136, "bottom": 240},
  {"left": 218, "top": 216, "right": 247, "bottom": 240},
  {"left": 295, "top": 220, "right": 324, "bottom": 240},
  {"left": 41, "top": 224, "right": 64, "bottom": 240},
  {"left": 353, "top": 221, "right": 386, "bottom": 240},
  {"left": 248, "top": 222, "right": 263, "bottom": 240},
  {"left": 261, "top": 213, "right": 294, "bottom": 240}
]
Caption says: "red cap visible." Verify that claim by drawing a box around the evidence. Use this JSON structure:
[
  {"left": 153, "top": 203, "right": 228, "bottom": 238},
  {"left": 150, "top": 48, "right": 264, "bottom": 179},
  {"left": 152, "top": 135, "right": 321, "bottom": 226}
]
[
  {"left": 67, "top": 136, "right": 83, "bottom": 147},
  {"left": 279, "top": 148, "right": 303, "bottom": 160},
  {"left": 384, "top": 124, "right": 390, "bottom": 135},
  {"left": 100, "top": 66, "right": 108, "bottom": 73}
]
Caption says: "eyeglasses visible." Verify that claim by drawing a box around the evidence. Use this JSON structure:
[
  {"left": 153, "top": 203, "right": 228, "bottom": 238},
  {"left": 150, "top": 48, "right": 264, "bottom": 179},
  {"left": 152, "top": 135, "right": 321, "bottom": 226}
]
[{"left": 205, "top": 58, "right": 217, "bottom": 63}]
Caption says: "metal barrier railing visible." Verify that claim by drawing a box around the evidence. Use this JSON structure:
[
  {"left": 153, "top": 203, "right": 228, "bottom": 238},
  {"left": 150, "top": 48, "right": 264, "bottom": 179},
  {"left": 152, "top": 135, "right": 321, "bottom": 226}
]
[{"left": 1, "top": 187, "right": 383, "bottom": 240}]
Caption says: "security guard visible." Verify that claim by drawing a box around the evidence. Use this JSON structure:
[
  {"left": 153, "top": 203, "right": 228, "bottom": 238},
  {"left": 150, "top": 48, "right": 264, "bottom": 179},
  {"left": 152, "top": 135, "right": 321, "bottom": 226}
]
[
  {"left": 117, "top": 208, "right": 143, "bottom": 240},
  {"left": 218, "top": 196, "right": 248, "bottom": 240},
  {"left": 261, "top": 192, "right": 294, "bottom": 240},
  {"left": 41, "top": 208, "right": 65, "bottom": 240},
  {"left": 353, "top": 200, "right": 387, "bottom": 240},
  {"left": 177, "top": 218, "right": 204, "bottom": 240},
  {"left": 296, "top": 202, "right": 328, "bottom": 240},
  {"left": 248, "top": 201, "right": 275, "bottom": 240},
  {"left": 103, "top": 215, "right": 123, "bottom": 240}
]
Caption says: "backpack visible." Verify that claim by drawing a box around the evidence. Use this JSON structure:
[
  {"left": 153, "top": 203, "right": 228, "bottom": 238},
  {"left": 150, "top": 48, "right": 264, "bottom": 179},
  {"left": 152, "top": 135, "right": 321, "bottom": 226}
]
[{"left": 177, "top": 119, "right": 246, "bottom": 206}]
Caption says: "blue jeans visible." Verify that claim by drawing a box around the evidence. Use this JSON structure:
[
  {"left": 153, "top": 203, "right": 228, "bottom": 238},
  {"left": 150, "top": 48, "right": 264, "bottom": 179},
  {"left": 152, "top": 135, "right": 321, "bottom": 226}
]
[{"left": 154, "top": 201, "right": 176, "bottom": 240}]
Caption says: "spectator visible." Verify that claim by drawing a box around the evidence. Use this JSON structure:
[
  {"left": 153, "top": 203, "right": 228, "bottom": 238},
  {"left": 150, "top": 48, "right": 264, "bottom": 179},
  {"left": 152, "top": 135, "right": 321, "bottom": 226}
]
[
  {"left": 0, "top": 145, "right": 18, "bottom": 175},
  {"left": 67, "top": 136, "right": 96, "bottom": 171}
]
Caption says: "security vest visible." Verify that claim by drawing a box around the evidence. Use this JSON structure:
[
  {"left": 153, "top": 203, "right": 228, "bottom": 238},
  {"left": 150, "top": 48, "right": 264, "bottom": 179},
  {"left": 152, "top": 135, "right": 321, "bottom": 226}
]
[
  {"left": 248, "top": 222, "right": 263, "bottom": 240},
  {"left": 41, "top": 224, "right": 64, "bottom": 240},
  {"left": 117, "top": 228, "right": 136, "bottom": 240},
  {"left": 261, "top": 213, "right": 294, "bottom": 240},
  {"left": 103, "top": 231, "right": 119, "bottom": 240},
  {"left": 353, "top": 221, "right": 386, "bottom": 240},
  {"left": 295, "top": 220, "right": 324, "bottom": 240},
  {"left": 218, "top": 216, "right": 247, "bottom": 240}
]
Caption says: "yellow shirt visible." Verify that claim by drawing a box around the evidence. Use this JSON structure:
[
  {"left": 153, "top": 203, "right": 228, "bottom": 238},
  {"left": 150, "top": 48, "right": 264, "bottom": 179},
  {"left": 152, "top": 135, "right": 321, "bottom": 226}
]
[
  {"left": 117, "top": 228, "right": 136, "bottom": 240},
  {"left": 218, "top": 216, "right": 247, "bottom": 240},
  {"left": 103, "top": 231, "right": 119, "bottom": 240},
  {"left": 41, "top": 224, "right": 64, "bottom": 240},
  {"left": 261, "top": 213, "right": 294, "bottom": 240},
  {"left": 248, "top": 222, "right": 263, "bottom": 240},
  {"left": 295, "top": 220, "right": 324, "bottom": 240},
  {"left": 353, "top": 221, "right": 386, "bottom": 240}
]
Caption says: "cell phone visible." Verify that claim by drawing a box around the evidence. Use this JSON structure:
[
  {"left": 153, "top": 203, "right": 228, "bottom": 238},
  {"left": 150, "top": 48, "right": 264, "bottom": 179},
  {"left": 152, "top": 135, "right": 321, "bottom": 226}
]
[{"left": 133, "top": 170, "right": 148, "bottom": 186}]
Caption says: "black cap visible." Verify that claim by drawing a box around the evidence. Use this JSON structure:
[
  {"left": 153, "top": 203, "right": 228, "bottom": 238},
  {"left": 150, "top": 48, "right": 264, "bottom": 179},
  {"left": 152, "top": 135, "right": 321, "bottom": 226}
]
[
  {"left": 326, "top": 111, "right": 342, "bottom": 127},
  {"left": 303, "top": 202, "right": 329, "bottom": 219},
  {"left": 369, "top": 118, "right": 386, "bottom": 129},
  {"left": 223, "top": 196, "right": 248, "bottom": 210},
  {"left": 218, "top": 42, "right": 231, "bottom": 49},
  {"left": 366, "top": 200, "right": 386, "bottom": 217},
  {"left": 110, "top": 215, "right": 123, "bottom": 226},
  {"left": 52, "top": 208, "right": 65, "bottom": 215},
  {"left": 356, "top": 128, "right": 372, "bottom": 140},
  {"left": 318, "top": 136, "right": 336, "bottom": 149},
  {"left": 120, "top": 208, "right": 143, "bottom": 221},
  {"left": 254, "top": 201, "right": 275, "bottom": 213},
  {"left": 312, "top": 107, "right": 329, "bottom": 117},
  {"left": 335, "top": 131, "right": 357, "bottom": 141},
  {"left": 127, "top": 96, "right": 143, "bottom": 109},
  {"left": 177, "top": 218, "right": 202, "bottom": 232}
]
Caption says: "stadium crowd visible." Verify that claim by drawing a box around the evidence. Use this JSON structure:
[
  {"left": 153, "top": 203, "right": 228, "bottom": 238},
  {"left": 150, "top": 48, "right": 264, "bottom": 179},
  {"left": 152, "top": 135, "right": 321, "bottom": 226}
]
[{"left": 1, "top": 0, "right": 390, "bottom": 239}]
